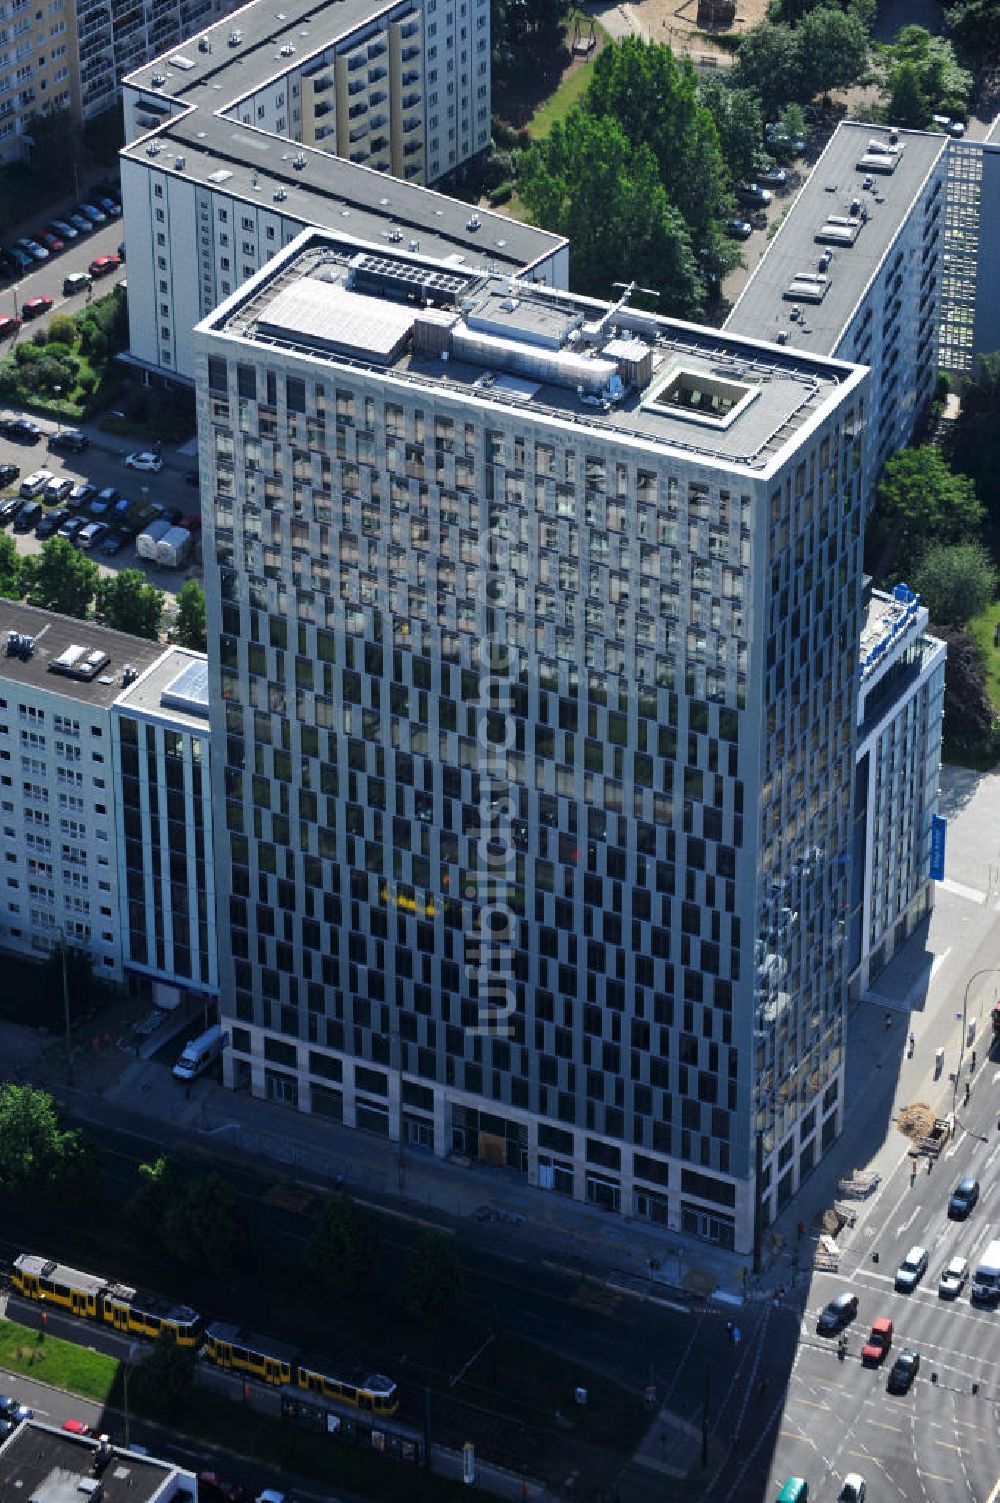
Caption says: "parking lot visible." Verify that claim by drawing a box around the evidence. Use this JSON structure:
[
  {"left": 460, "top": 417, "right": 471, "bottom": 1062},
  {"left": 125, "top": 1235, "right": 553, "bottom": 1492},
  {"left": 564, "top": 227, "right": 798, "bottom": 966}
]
[
  {"left": 0, "top": 179, "right": 128, "bottom": 341},
  {"left": 0, "top": 414, "right": 202, "bottom": 611}
]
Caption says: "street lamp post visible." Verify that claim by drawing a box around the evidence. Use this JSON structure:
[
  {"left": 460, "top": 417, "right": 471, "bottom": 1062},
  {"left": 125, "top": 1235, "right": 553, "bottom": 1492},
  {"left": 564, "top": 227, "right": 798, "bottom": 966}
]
[
  {"left": 953, "top": 967, "right": 1000, "bottom": 1111},
  {"left": 53, "top": 386, "right": 62, "bottom": 434}
]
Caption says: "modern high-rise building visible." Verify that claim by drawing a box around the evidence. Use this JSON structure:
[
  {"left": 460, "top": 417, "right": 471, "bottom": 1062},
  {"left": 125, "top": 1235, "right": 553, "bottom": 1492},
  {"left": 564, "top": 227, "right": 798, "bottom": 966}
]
[
  {"left": 726, "top": 123, "right": 948, "bottom": 486},
  {"left": 195, "top": 227, "right": 869, "bottom": 1254},
  {"left": 849, "top": 583, "right": 945, "bottom": 997},
  {"left": 118, "top": 0, "right": 564, "bottom": 385}
]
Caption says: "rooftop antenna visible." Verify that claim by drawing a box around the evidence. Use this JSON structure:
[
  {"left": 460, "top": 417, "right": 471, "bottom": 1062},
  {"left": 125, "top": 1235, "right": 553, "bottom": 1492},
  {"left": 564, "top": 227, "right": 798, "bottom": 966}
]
[{"left": 595, "top": 280, "right": 660, "bottom": 338}]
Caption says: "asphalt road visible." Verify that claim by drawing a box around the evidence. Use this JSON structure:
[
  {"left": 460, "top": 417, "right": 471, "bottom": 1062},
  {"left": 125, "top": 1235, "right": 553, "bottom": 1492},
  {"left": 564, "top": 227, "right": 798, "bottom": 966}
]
[{"left": 0, "top": 206, "right": 127, "bottom": 333}]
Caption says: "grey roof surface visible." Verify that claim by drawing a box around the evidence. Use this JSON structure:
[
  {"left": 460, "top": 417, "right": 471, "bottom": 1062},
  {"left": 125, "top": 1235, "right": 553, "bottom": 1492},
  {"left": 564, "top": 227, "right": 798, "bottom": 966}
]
[
  {"left": 0, "top": 603, "right": 165, "bottom": 710},
  {"left": 725, "top": 123, "right": 947, "bottom": 355},
  {"left": 122, "top": 113, "right": 561, "bottom": 275},
  {"left": 0, "top": 1425, "right": 175, "bottom": 1503},
  {"left": 207, "top": 230, "right": 864, "bottom": 475},
  {"left": 114, "top": 645, "right": 211, "bottom": 729},
  {"left": 124, "top": 0, "right": 404, "bottom": 102}
]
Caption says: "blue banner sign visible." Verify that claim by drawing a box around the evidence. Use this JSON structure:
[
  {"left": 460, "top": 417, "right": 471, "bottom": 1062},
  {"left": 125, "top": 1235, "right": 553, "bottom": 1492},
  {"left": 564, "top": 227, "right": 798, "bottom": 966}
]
[{"left": 929, "top": 814, "right": 947, "bottom": 881}]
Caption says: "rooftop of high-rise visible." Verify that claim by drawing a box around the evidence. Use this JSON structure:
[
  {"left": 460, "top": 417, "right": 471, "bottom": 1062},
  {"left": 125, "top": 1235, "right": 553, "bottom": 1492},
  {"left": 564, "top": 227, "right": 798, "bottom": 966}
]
[{"left": 199, "top": 228, "right": 867, "bottom": 475}]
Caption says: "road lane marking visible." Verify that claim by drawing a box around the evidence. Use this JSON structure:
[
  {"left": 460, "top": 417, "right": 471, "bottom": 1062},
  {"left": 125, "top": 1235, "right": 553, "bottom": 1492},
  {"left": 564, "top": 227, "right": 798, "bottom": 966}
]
[
  {"left": 951, "top": 1418, "right": 982, "bottom": 1431},
  {"left": 983, "top": 1477, "right": 1000, "bottom": 1503},
  {"left": 896, "top": 1207, "right": 920, "bottom": 1236},
  {"left": 934, "top": 1440, "right": 969, "bottom": 1453},
  {"left": 789, "top": 1397, "right": 829, "bottom": 1410},
  {"left": 916, "top": 1471, "right": 953, "bottom": 1485},
  {"left": 849, "top": 1450, "right": 881, "bottom": 1463},
  {"left": 779, "top": 1429, "right": 809, "bottom": 1442},
  {"left": 866, "top": 1419, "right": 903, "bottom": 1432}
]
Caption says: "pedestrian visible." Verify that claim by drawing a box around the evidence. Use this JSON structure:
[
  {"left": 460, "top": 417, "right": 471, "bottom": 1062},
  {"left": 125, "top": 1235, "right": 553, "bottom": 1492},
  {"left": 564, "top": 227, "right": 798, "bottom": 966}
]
[
  {"left": 726, "top": 1320, "right": 734, "bottom": 1336},
  {"left": 910, "top": 1159, "right": 917, "bottom": 1186},
  {"left": 732, "top": 1325, "right": 742, "bottom": 1346},
  {"left": 965, "top": 1081, "right": 971, "bottom": 1106},
  {"left": 971, "top": 1049, "right": 977, "bottom": 1071},
  {"left": 885, "top": 1013, "right": 892, "bottom": 1031}
]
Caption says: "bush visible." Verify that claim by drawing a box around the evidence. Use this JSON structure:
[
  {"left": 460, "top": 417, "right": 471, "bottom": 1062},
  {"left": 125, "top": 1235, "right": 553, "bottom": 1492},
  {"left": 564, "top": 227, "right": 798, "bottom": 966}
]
[
  {"left": 47, "top": 314, "right": 76, "bottom": 346},
  {"left": 77, "top": 373, "right": 96, "bottom": 397},
  {"left": 31, "top": 326, "right": 47, "bottom": 347},
  {"left": 488, "top": 181, "right": 513, "bottom": 206},
  {"left": 492, "top": 118, "right": 518, "bottom": 148},
  {"left": 481, "top": 149, "right": 515, "bottom": 190}
]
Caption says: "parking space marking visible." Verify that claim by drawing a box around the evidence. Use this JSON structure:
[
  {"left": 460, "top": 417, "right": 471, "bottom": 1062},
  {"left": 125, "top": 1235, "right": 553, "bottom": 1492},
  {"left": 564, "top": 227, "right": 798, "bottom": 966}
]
[
  {"left": 866, "top": 1418, "right": 903, "bottom": 1433},
  {"left": 789, "top": 1396, "right": 829, "bottom": 1411},
  {"left": 916, "top": 1470, "right": 954, "bottom": 1484},
  {"left": 934, "top": 1440, "right": 969, "bottom": 1454},
  {"left": 779, "top": 1428, "right": 810, "bottom": 1442}
]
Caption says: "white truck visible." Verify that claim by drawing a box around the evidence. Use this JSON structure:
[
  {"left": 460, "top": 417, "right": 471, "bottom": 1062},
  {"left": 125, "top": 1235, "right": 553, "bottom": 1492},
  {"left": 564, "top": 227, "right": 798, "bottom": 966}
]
[
  {"left": 971, "top": 1239, "right": 1000, "bottom": 1303},
  {"left": 137, "top": 517, "right": 172, "bottom": 561},
  {"left": 172, "top": 1023, "right": 228, "bottom": 1082},
  {"left": 156, "top": 525, "right": 193, "bottom": 569}
]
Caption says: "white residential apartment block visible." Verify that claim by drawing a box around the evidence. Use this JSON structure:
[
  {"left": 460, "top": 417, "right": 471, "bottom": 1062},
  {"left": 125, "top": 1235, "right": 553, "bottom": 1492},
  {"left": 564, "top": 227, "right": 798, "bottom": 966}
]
[
  {"left": 849, "top": 585, "right": 945, "bottom": 997},
  {"left": 938, "top": 125, "right": 1000, "bottom": 374},
  {"left": 118, "top": 0, "right": 563, "bottom": 384},
  {"left": 194, "top": 228, "right": 869, "bottom": 1255},
  {"left": 0, "top": 603, "right": 163, "bottom": 978},
  {"left": 112, "top": 646, "right": 218, "bottom": 1006},
  {"left": 726, "top": 123, "right": 948, "bottom": 489}
]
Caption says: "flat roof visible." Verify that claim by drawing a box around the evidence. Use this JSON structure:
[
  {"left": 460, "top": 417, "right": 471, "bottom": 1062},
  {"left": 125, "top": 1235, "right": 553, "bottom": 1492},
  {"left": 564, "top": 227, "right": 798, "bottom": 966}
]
[
  {"left": 124, "top": 0, "right": 406, "bottom": 102},
  {"left": 726, "top": 123, "right": 947, "bottom": 355},
  {"left": 0, "top": 603, "right": 165, "bottom": 710},
  {"left": 860, "top": 584, "right": 928, "bottom": 680},
  {"left": 121, "top": 113, "right": 561, "bottom": 276},
  {"left": 0, "top": 1424, "right": 180, "bottom": 1503},
  {"left": 202, "top": 230, "right": 865, "bottom": 475},
  {"left": 115, "top": 645, "right": 211, "bottom": 730}
]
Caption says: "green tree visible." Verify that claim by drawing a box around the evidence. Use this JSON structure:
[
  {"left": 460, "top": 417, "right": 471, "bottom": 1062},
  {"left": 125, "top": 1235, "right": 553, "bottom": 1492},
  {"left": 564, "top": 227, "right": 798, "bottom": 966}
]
[
  {"left": 47, "top": 314, "right": 77, "bottom": 347},
  {"left": 887, "top": 60, "right": 932, "bottom": 128},
  {"left": 884, "top": 26, "right": 971, "bottom": 119},
  {"left": 405, "top": 1231, "right": 464, "bottom": 1323},
  {"left": 951, "top": 352, "right": 1000, "bottom": 525},
  {"left": 0, "top": 1084, "right": 85, "bottom": 1198},
  {"left": 491, "top": 0, "right": 572, "bottom": 91},
  {"left": 796, "top": 6, "right": 870, "bottom": 97},
  {"left": 160, "top": 1170, "right": 245, "bottom": 1268},
  {"left": 944, "top": 0, "right": 1000, "bottom": 74},
  {"left": 126, "top": 1155, "right": 188, "bottom": 1247},
  {"left": 23, "top": 536, "right": 99, "bottom": 619},
  {"left": 935, "top": 624, "right": 996, "bottom": 751},
  {"left": 582, "top": 39, "right": 735, "bottom": 267},
  {"left": 699, "top": 77, "right": 767, "bottom": 187},
  {"left": 0, "top": 532, "right": 22, "bottom": 600},
  {"left": 306, "top": 1192, "right": 378, "bottom": 1297},
  {"left": 96, "top": 568, "right": 164, "bottom": 640},
  {"left": 733, "top": 22, "right": 804, "bottom": 114},
  {"left": 867, "top": 444, "right": 984, "bottom": 576},
  {"left": 128, "top": 1331, "right": 197, "bottom": 1417},
  {"left": 517, "top": 110, "right": 704, "bottom": 316},
  {"left": 174, "top": 579, "right": 207, "bottom": 651},
  {"left": 910, "top": 540, "right": 998, "bottom": 626}
]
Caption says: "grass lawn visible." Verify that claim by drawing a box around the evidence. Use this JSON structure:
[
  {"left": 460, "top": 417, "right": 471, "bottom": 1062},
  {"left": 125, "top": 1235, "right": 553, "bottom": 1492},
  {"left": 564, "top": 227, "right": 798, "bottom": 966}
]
[
  {"left": 0, "top": 1319, "right": 118, "bottom": 1402},
  {"left": 525, "top": 34, "right": 605, "bottom": 140},
  {"left": 966, "top": 597, "right": 1000, "bottom": 716}
]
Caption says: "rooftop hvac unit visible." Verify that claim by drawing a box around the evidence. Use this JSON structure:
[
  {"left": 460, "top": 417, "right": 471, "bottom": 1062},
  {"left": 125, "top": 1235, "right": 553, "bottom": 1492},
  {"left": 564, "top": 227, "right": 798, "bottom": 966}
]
[
  {"left": 279, "top": 42, "right": 294, "bottom": 55},
  {"left": 6, "top": 631, "right": 33, "bottom": 659},
  {"left": 121, "top": 663, "right": 137, "bottom": 686},
  {"left": 151, "top": 71, "right": 166, "bottom": 86},
  {"left": 146, "top": 141, "right": 161, "bottom": 155},
  {"left": 228, "top": 28, "right": 243, "bottom": 46},
  {"left": 198, "top": 36, "right": 210, "bottom": 52},
  {"left": 292, "top": 152, "right": 306, "bottom": 169},
  {"left": 274, "top": 186, "right": 286, "bottom": 201},
  {"left": 174, "top": 155, "right": 186, "bottom": 170},
  {"left": 466, "top": 215, "right": 481, "bottom": 231}
]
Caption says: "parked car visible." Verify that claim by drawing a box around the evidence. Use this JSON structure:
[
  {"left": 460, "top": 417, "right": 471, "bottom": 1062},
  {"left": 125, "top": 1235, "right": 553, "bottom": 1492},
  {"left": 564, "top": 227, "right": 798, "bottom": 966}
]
[
  {"left": 66, "top": 482, "right": 96, "bottom": 509},
  {"left": 78, "top": 202, "right": 107, "bottom": 224},
  {"left": 67, "top": 213, "right": 91, "bottom": 234},
  {"left": 0, "top": 1396, "right": 33, "bottom": 1421},
  {"left": 94, "top": 485, "right": 118, "bottom": 506},
  {"left": 0, "top": 496, "right": 23, "bottom": 523},
  {"left": 1, "top": 246, "right": 33, "bottom": 273},
  {"left": 0, "top": 314, "right": 21, "bottom": 339},
  {"left": 0, "top": 417, "right": 41, "bottom": 442},
  {"left": 13, "top": 500, "right": 42, "bottom": 531},
  {"left": 933, "top": 114, "right": 966, "bottom": 137},
  {"left": 94, "top": 195, "right": 121, "bottom": 217},
  {"left": 89, "top": 254, "right": 120, "bottom": 278},
  {"left": 118, "top": 241, "right": 126, "bottom": 262},
  {"left": 100, "top": 530, "right": 128, "bottom": 556},
  {"left": 62, "top": 1419, "right": 94, "bottom": 1436},
  {"left": 887, "top": 1348, "right": 920, "bottom": 1394},
  {"left": 861, "top": 1317, "right": 893, "bottom": 1365},
  {"left": 838, "top": 1477, "right": 866, "bottom": 1503},
  {"left": 43, "top": 476, "right": 74, "bottom": 502},
  {"left": 737, "top": 181, "right": 773, "bottom": 206},
  {"left": 895, "top": 1246, "right": 929, "bottom": 1293},
  {"left": 22, "top": 296, "right": 54, "bottom": 320},
  {"left": 727, "top": 218, "right": 753, "bottom": 240},
  {"left": 77, "top": 520, "right": 107, "bottom": 548},
  {"left": 198, "top": 1472, "right": 248, "bottom": 1503},
  {"left": 37, "top": 230, "right": 64, "bottom": 253},
  {"left": 49, "top": 428, "right": 89, "bottom": 453},
  {"left": 62, "top": 272, "right": 92, "bottom": 296},
  {"left": 948, "top": 1177, "right": 979, "bottom": 1219},
  {"left": 50, "top": 218, "right": 79, "bottom": 240},
  {"left": 758, "top": 166, "right": 788, "bottom": 187},
  {"left": 16, "top": 237, "right": 48, "bottom": 261},
  {"left": 939, "top": 1256, "right": 969, "bottom": 1298},
  {"left": 57, "top": 516, "right": 85, "bottom": 542},
  {"left": 0, "top": 462, "right": 19, "bottom": 486},
  {"left": 36, "top": 508, "right": 68, "bottom": 539},
  {"left": 124, "top": 450, "right": 163, "bottom": 473},
  {"left": 816, "top": 1290, "right": 858, "bottom": 1335},
  {"left": 19, "top": 469, "right": 54, "bottom": 497}
]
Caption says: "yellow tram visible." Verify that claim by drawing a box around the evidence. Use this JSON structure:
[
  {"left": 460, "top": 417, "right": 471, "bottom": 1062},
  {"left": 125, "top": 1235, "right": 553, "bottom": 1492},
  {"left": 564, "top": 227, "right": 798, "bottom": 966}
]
[{"left": 13, "top": 1253, "right": 202, "bottom": 1346}]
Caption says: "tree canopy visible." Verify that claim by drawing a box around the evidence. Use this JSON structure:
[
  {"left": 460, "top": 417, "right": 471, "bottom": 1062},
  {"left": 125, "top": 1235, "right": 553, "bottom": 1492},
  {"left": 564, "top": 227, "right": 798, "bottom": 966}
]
[
  {"left": 306, "top": 1192, "right": 378, "bottom": 1298},
  {"left": 127, "top": 1155, "right": 246, "bottom": 1268},
  {"left": 490, "top": 0, "right": 572, "bottom": 92},
  {"left": 944, "top": 0, "right": 1000, "bottom": 74},
  {"left": 732, "top": 22, "right": 805, "bottom": 114},
  {"left": 951, "top": 352, "right": 1000, "bottom": 527},
  {"left": 699, "top": 78, "right": 767, "bottom": 187},
  {"left": 405, "top": 1231, "right": 464, "bottom": 1324},
  {"left": 23, "top": 536, "right": 99, "bottom": 619},
  {"left": 796, "top": 6, "right": 870, "bottom": 97},
  {"left": 883, "top": 26, "right": 971, "bottom": 122},
  {"left": 0, "top": 1084, "right": 92, "bottom": 1199},
  {"left": 174, "top": 579, "right": 207, "bottom": 652},
  {"left": 516, "top": 110, "right": 704, "bottom": 316},
  {"left": 128, "top": 1331, "right": 197, "bottom": 1417},
  {"left": 911, "top": 540, "right": 998, "bottom": 627},
  {"left": 867, "top": 444, "right": 984, "bottom": 577},
  {"left": 96, "top": 568, "right": 164, "bottom": 640},
  {"left": 0, "top": 532, "right": 22, "bottom": 600}
]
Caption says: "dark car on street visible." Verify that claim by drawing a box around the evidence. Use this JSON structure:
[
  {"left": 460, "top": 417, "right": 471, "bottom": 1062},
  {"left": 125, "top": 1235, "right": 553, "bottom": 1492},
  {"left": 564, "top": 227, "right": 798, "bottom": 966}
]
[
  {"left": 887, "top": 1348, "right": 920, "bottom": 1394},
  {"left": 0, "top": 462, "right": 19, "bottom": 487},
  {"left": 99, "top": 530, "right": 128, "bottom": 556},
  {"left": 948, "top": 1177, "right": 980, "bottom": 1219},
  {"left": 36, "top": 508, "right": 68, "bottom": 539},
  {"left": 13, "top": 500, "right": 41, "bottom": 531},
  {"left": 816, "top": 1290, "right": 859, "bottom": 1335},
  {"left": 0, "top": 496, "right": 22, "bottom": 523},
  {"left": 66, "top": 482, "right": 96, "bottom": 510},
  {"left": 49, "top": 428, "right": 90, "bottom": 453},
  {"left": 0, "top": 417, "right": 41, "bottom": 442}
]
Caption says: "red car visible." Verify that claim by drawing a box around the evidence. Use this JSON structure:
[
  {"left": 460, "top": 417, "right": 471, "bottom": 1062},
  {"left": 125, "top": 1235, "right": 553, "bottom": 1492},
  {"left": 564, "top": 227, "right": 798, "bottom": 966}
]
[
  {"left": 62, "top": 1419, "right": 93, "bottom": 1436},
  {"left": 88, "top": 255, "right": 119, "bottom": 278},
  {"left": 0, "top": 315, "right": 20, "bottom": 338},
  {"left": 38, "top": 230, "right": 64, "bottom": 253},
  {"left": 862, "top": 1317, "right": 893, "bottom": 1366},
  {"left": 21, "top": 296, "right": 53, "bottom": 320}
]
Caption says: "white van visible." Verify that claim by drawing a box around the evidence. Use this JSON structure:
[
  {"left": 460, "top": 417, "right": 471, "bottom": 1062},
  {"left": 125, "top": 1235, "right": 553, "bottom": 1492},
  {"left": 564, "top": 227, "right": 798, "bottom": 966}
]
[
  {"left": 172, "top": 1023, "right": 227, "bottom": 1082},
  {"left": 972, "top": 1239, "right": 1000, "bottom": 1303}
]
